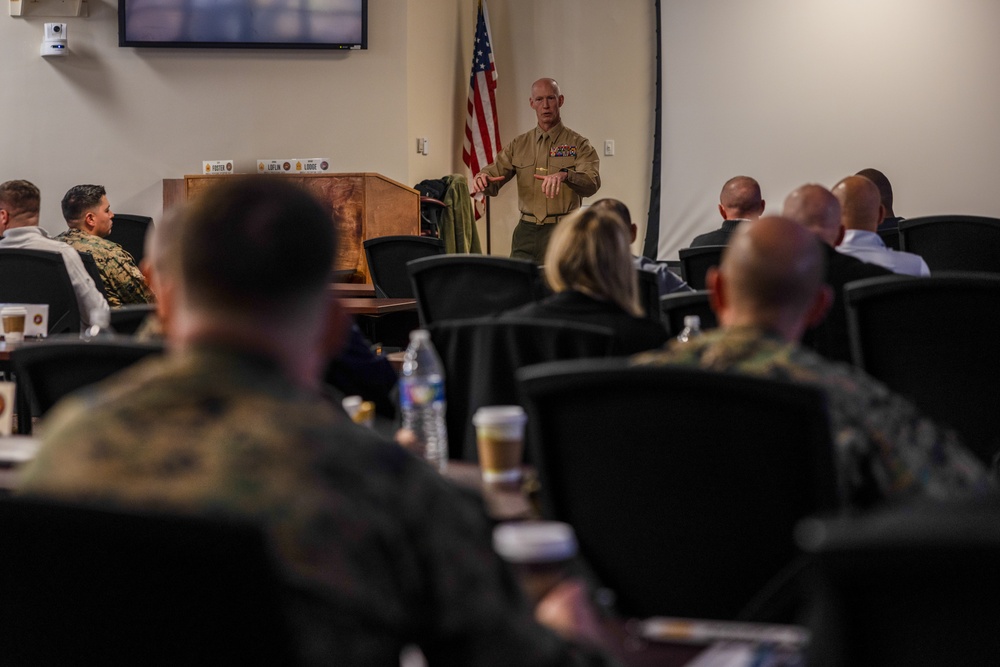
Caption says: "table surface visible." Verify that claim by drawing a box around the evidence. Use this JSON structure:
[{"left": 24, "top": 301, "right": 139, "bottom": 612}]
[
  {"left": 341, "top": 298, "right": 417, "bottom": 316},
  {"left": 329, "top": 283, "right": 376, "bottom": 298}
]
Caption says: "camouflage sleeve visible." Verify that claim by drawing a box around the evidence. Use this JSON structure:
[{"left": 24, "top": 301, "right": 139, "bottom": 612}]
[{"left": 105, "top": 245, "right": 155, "bottom": 306}]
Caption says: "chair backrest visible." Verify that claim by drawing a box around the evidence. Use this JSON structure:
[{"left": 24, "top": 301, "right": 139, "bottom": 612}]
[
  {"left": 110, "top": 303, "right": 158, "bottom": 335},
  {"left": 635, "top": 268, "right": 662, "bottom": 323},
  {"left": 877, "top": 227, "right": 900, "bottom": 251},
  {"left": 407, "top": 255, "right": 543, "bottom": 326},
  {"left": 0, "top": 248, "right": 80, "bottom": 334},
  {"left": 0, "top": 496, "right": 299, "bottom": 665},
  {"left": 658, "top": 290, "right": 717, "bottom": 337},
  {"left": 429, "top": 317, "right": 615, "bottom": 461},
  {"left": 105, "top": 213, "right": 154, "bottom": 267},
  {"left": 77, "top": 251, "right": 109, "bottom": 300},
  {"left": 798, "top": 497, "right": 1000, "bottom": 667},
  {"left": 678, "top": 245, "right": 726, "bottom": 290},
  {"left": 10, "top": 337, "right": 165, "bottom": 433},
  {"left": 899, "top": 215, "right": 1000, "bottom": 272},
  {"left": 845, "top": 272, "right": 1000, "bottom": 465},
  {"left": 363, "top": 235, "right": 445, "bottom": 298},
  {"left": 517, "top": 359, "right": 838, "bottom": 620}
]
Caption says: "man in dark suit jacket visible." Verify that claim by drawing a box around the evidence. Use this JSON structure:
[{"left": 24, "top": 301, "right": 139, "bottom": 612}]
[
  {"left": 783, "top": 183, "right": 893, "bottom": 364},
  {"left": 689, "top": 175, "right": 765, "bottom": 247}
]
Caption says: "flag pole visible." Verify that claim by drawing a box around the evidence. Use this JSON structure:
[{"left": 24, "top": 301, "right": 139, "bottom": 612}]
[{"left": 485, "top": 197, "right": 492, "bottom": 255}]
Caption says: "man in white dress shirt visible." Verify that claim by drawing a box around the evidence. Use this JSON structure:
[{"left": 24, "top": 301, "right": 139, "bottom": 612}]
[
  {"left": 0, "top": 180, "right": 109, "bottom": 327},
  {"left": 831, "top": 175, "right": 930, "bottom": 277}
]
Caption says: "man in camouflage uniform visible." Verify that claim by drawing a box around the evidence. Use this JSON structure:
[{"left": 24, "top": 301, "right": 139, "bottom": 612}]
[
  {"left": 634, "top": 216, "right": 990, "bottom": 508},
  {"left": 57, "top": 184, "right": 154, "bottom": 307},
  {"left": 19, "top": 177, "right": 616, "bottom": 666}
]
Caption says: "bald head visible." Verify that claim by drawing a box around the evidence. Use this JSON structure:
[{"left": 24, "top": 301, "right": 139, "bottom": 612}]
[
  {"left": 719, "top": 176, "right": 764, "bottom": 220},
  {"left": 782, "top": 184, "right": 843, "bottom": 247},
  {"left": 832, "top": 176, "right": 884, "bottom": 233},
  {"left": 855, "top": 168, "right": 894, "bottom": 216},
  {"left": 712, "top": 216, "right": 829, "bottom": 340},
  {"left": 529, "top": 78, "right": 564, "bottom": 131}
]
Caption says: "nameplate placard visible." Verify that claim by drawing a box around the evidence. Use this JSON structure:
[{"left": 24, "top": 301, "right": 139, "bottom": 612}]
[
  {"left": 202, "top": 160, "right": 234, "bottom": 175},
  {"left": 257, "top": 158, "right": 332, "bottom": 174}
]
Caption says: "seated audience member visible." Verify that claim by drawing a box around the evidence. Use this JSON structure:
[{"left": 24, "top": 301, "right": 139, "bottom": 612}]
[
  {"left": 782, "top": 183, "right": 893, "bottom": 364},
  {"left": 135, "top": 213, "right": 396, "bottom": 419},
  {"left": 689, "top": 175, "right": 765, "bottom": 247},
  {"left": 18, "top": 177, "right": 615, "bottom": 666},
  {"left": 633, "top": 216, "right": 989, "bottom": 508},
  {"left": 856, "top": 167, "right": 903, "bottom": 230},
  {"left": 833, "top": 175, "right": 929, "bottom": 276},
  {"left": 0, "top": 179, "right": 109, "bottom": 327},
  {"left": 57, "top": 184, "right": 154, "bottom": 307},
  {"left": 590, "top": 198, "right": 691, "bottom": 296},
  {"left": 503, "top": 205, "right": 670, "bottom": 354}
]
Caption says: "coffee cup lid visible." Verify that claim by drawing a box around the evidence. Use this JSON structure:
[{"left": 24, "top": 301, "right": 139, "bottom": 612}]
[
  {"left": 0, "top": 306, "right": 27, "bottom": 315},
  {"left": 473, "top": 405, "right": 527, "bottom": 427},
  {"left": 493, "top": 521, "right": 577, "bottom": 563}
]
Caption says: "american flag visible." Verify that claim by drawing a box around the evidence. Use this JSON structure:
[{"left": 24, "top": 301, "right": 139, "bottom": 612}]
[{"left": 462, "top": 0, "right": 501, "bottom": 219}]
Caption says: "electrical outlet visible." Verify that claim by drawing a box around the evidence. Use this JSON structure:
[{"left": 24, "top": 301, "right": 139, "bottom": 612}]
[{"left": 604, "top": 139, "right": 615, "bottom": 156}]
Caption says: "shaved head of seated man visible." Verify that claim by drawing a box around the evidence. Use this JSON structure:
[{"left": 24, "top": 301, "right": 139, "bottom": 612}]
[
  {"left": 689, "top": 175, "right": 765, "bottom": 247},
  {"left": 856, "top": 167, "right": 902, "bottom": 230},
  {"left": 832, "top": 175, "right": 929, "bottom": 277},
  {"left": 18, "top": 176, "right": 619, "bottom": 666},
  {"left": 782, "top": 183, "right": 893, "bottom": 363},
  {"left": 633, "top": 216, "right": 990, "bottom": 508}
]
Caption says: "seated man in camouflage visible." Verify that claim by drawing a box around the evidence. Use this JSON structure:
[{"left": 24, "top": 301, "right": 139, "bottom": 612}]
[
  {"left": 633, "top": 216, "right": 990, "bottom": 508},
  {"left": 57, "top": 184, "right": 154, "bottom": 307},
  {"left": 20, "top": 177, "right": 615, "bottom": 666}
]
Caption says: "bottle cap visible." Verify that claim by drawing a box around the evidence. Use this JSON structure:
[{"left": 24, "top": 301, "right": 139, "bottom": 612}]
[
  {"left": 493, "top": 521, "right": 577, "bottom": 563},
  {"left": 683, "top": 315, "right": 701, "bottom": 329}
]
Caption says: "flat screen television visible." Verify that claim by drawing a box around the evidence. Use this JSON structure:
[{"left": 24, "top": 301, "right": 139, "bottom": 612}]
[{"left": 119, "top": 0, "right": 367, "bottom": 50}]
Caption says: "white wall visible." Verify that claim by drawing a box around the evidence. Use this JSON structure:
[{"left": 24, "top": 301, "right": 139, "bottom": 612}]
[
  {"left": 1, "top": 0, "right": 412, "bottom": 233},
  {"left": 0, "top": 0, "right": 658, "bottom": 254},
  {"left": 659, "top": 0, "right": 1000, "bottom": 259}
]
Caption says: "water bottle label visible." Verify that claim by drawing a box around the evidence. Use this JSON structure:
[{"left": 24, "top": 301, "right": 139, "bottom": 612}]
[{"left": 399, "top": 377, "right": 445, "bottom": 409}]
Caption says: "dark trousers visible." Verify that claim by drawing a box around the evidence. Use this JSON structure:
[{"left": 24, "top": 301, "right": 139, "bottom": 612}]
[{"left": 510, "top": 220, "right": 557, "bottom": 264}]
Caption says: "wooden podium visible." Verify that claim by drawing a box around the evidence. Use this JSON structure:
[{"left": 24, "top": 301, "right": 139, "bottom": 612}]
[{"left": 163, "top": 173, "right": 420, "bottom": 284}]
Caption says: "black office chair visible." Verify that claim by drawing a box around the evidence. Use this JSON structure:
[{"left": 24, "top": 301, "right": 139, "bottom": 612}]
[
  {"left": 659, "top": 290, "right": 717, "bottom": 337},
  {"left": 0, "top": 248, "right": 81, "bottom": 334},
  {"left": 877, "top": 227, "right": 900, "bottom": 251},
  {"left": 635, "top": 268, "right": 662, "bottom": 323},
  {"left": 78, "top": 251, "right": 109, "bottom": 301},
  {"left": 407, "top": 255, "right": 544, "bottom": 327},
  {"left": 10, "top": 337, "right": 165, "bottom": 434},
  {"left": 517, "top": 359, "right": 839, "bottom": 620},
  {"left": 0, "top": 496, "right": 300, "bottom": 665},
  {"left": 797, "top": 496, "right": 1000, "bottom": 667},
  {"left": 110, "top": 303, "right": 157, "bottom": 335},
  {"left": 106, "top": 213, "right": 154, "bottom": 267},
  {"left": 364, "top": 235, "right": 445, "bottom": 298},
  {"left": 899, "top": 215, "right": 1000, "bottom": 272},
  {"left": 845, "top": 272, "right": 1000, "bottom": 466},
  {"left": 428, "top": 317, "right": 615, "bottom": 461},
  {"left": 678, "top": 245, "right": 725, "bottom": 290}
]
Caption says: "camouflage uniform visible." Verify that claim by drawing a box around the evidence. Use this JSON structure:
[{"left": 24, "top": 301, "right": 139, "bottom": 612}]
[
  {"left": 633, "top": 327, "right": 991, "bottom": 507},
  {"left": 56, "top": 228, "right": 154, "bottom": 307},
  {"left": 19, "top": 346, "right": 614, "bottom": 667}
]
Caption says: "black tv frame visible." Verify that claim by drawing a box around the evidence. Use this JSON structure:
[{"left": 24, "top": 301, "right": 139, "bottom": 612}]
[{"left": 118, "top": 0, "right": 368, "bottom": 50}]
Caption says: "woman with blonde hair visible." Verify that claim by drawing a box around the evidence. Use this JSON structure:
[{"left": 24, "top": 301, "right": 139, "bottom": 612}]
[{"left": 503, "top": 205, "right": 669, "bottom": 354}]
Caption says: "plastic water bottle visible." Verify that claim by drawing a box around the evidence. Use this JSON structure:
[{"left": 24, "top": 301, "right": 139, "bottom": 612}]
[
  {"left": 676, "top": 315, "right": 702, "bottom": 343},
  {"left": 80, "top": 307, "right": 112, "bottom": 341},
  {"left": 399, "top": 329, "right": 448, "bottom": 471}
]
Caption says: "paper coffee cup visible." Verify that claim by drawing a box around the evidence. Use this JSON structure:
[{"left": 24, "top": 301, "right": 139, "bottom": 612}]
[
  {"left": 473, "top": 405, "right": 528, "bottom": 483},
  {"left": 1, "top": 306, "right": 26, "bottom": 344},
  {"left": 493, "top": 521, "right": 578, "bottom": 604},
  {"left": 0, "top": 381, "right": 14, "bottom": 436}
]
